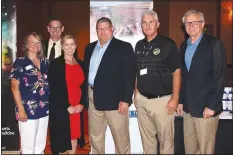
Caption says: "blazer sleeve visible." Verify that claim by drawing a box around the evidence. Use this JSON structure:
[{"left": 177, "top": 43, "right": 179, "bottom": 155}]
[
  {"left": 179, "top": 42, "right": 186, "bottom": 105},
  {"left": 207, "top": 40, "right": 227, "bottom": 111},
  {"left": 77, "top": 59, "right": 87, "bottom": 109},
  {"left": 48, "top": 60, "right": 55, "bottom": 95},
  {"left": 121, "top": 43, "right": 137, "bottom": 105},
  {"left": 82, "top": 46, "right": 91, "bottom": 109}
]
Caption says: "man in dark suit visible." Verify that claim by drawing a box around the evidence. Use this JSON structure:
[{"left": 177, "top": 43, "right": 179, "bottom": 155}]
[
  {"left": 83, "top": 17, "right": 137, "bottom": 154},
  {"left": 45, "top": 18, "right": 64, "bottom": 60},
  {"left": 177, "top": 9, "right": 227, "bottom": 154}
]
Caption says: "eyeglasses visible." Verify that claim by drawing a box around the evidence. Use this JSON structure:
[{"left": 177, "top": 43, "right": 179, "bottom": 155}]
[
  {"left": 49, "top": 26, "right": 63, "bottom": 30},
  {"left": 184, "top": 21, "right": 203, "bottom": 27},
  {"left": 97, "top": 27, "right": 112, "bottom": 32}
]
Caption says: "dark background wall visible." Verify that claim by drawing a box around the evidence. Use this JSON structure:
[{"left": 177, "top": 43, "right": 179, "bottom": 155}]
[
  {"left": 15, "top": 0, "right": 232, "bottom": 63},
  {"left": 15, "top": 0, "right": 232, "bottom": 81},
  {"left": 16, "top": 0, "right": 90, "bottom": 60}
]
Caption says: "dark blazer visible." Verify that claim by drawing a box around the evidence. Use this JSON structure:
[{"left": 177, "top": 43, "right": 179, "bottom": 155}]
[
  {"left": 44, "top": 40, "right": 49, "bottom": 58},
  {"left": 83, "top": 37, "right": 137, "bottom": 110},
  {"left": 48, "top": 55, "right": 85, "bottom": 153},
  {"left": 179, "top": 34, "right": 227, "bottom": 118}
]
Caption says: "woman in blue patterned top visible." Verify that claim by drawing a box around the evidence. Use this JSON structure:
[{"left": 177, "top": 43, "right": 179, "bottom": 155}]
[{"left": 10, "top": 32, "right": 50, "bottom": 154}]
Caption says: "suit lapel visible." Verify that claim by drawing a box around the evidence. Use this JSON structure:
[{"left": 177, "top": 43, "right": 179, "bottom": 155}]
[
  {"left": 188, "top": 35, "right": 207, "bottom": 73},
  {"left": 98, "top": 37, "right": 115, "bottom": 66},
  {"left": 94, "top": 37, "right": 115, "bottom": 84},
  {"left": 86, "top": 41, "right": 97, "bottom": 75},
  {"left": 58, "top": 56, "right": 66, "bottom": 84},
  {"left": 181, "top": 42, "right": 188, "bottom": 73}
]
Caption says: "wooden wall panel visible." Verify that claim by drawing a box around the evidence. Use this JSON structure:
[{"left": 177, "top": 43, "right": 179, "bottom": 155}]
[
  {"left": 153, "top": 0, "right": 170, "bottom": 37},
  {"left": 16, "top": 0, "right": 90, "bottom": 59},
  {"left": 169, "top": 0, "right": 218, "bottom": 47}
]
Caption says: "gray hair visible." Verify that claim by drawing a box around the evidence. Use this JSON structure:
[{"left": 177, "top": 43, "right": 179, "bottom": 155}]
[
  {"left": 182, "top": 9, "right": 205, "bottom": 24},
  {"left": 141, "top": 10, "right": 159, "bottom": 22}
]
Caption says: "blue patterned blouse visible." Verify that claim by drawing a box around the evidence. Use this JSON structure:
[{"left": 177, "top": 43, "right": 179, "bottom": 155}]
[{"left": 9, "top": 56, "right": 50, "bottom": 119}]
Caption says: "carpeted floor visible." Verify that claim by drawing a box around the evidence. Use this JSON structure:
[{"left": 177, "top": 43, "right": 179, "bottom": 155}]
[
  {"left": 44, "top": 134, "right": 90, "bottom": 154},
  {"left": 45, "top": 109, "right": 90, "bottom": 154}
]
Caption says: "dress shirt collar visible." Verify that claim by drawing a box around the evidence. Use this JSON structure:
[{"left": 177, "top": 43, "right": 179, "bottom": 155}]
[
  {"left": 143, "top": 34, "right": 160, "bottom": 45},
  {"left": 49, "top": 38, "right": 61, "bottom": 47},
  {"left": 96, "top": 37, "right": 113, "bottom": 48},
  {"left": 187, "top": 33, "right": 203, "bottom": 45}
]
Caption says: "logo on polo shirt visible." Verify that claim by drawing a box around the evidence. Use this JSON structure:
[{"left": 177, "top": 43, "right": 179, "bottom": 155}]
[{"left": 153, "top": 48, "right": 160, "bottom": 55}]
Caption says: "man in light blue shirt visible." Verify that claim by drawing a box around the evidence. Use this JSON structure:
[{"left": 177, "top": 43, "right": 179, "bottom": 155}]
[
  {"left": 185, "top": 33, "right": 203, "bottom": 71},
  {"left": 88, "top": 38, "right": 112, "bottom": 87},
  {"left": 177, "top": 9, "right": 227, "bottom": 154},
  {"left": 83, "top": 17, "right": 137, "bottom": 154}
]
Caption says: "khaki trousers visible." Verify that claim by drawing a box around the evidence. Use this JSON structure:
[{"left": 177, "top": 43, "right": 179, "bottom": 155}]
[
  {"left": 135, "top": 92, "right": 175, "bottom": 154},
  {"left": 183, "top": 112, "right": 219, "bottom": 154},
  {"left": 88, "top": 87, "right": 130, "bottom": 154}
]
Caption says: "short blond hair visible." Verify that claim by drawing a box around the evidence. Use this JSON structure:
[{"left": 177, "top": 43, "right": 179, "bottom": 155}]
[
  {"left": 61, "top": 34, "right": 76, "bottom": 46},
  {"left": 61, "top": 34, "right": 78, "bottom": 58}
]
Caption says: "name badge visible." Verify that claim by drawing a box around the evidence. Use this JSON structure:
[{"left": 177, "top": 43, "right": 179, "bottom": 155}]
[
  {"left": 25, "top": 65, "right": 33, "bottom": 70},
  {"left": 140, "top": 68, "right": 147, "bottom": 76}
]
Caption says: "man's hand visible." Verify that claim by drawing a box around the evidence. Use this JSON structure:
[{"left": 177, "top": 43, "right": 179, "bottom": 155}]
[
  {"left": 118, "top": 101, "right": 129, "bottom": 115},
  {"left": 177, "top": 104, "right": 183, "bottom": 116},
  {"left": 166, "top": 97, "right": 178, "bottom": 115},
  {"left": 203, "top": 107, "right": 215, "bottom": 119}
]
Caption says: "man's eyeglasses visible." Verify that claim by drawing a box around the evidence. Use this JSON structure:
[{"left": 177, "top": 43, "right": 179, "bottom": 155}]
[
  {"left": 97, "top": 27, "right": 112, "bottom": 32},
  {"left": 49, "top": 26, "right": 63, "bottom": 30},
  {"left": 184, "top": 21, "right": 203, "bottom": 27}
]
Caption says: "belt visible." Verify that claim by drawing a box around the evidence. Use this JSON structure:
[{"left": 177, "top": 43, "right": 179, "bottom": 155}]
[
  {"left": 140, "top": 92, "right": 172, "bottom": 99},
  {"left": 89, "top": 86, "right": 94, "bottom": 89}
]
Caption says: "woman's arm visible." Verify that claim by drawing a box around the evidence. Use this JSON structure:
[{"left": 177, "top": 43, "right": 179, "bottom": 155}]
[{"left": 11, "top": 78, "right": 27, "bottom": 122}]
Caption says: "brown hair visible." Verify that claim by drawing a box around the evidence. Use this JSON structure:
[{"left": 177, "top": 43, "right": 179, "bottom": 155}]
[
  {"left": 48, "top": 17, "right": 63, "bottom": 27},
  {"left": 96, "top": 17, "right": 113, "bottom": 29},
  {"left": 23, "top": 32, "right": 45, "bottom": 59}
]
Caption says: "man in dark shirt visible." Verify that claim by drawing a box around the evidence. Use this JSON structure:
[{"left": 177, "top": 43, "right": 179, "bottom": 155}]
[
  {"left": 134, "top": 10, "right": 181, "bottom": 154},
  {"left": 177, "top": 9, "right": 227, "bottom": 154}
]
